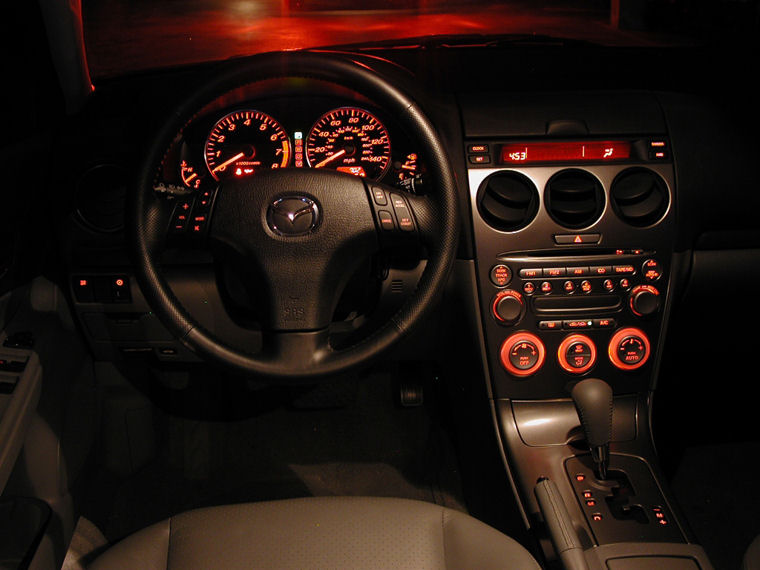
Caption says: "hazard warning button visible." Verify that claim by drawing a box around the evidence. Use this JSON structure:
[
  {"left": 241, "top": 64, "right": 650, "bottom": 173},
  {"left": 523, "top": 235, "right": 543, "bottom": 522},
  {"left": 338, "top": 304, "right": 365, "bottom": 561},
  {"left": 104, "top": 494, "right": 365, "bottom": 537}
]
[{"left": 554, "top": 233, "right": 601, "bottom": 245}]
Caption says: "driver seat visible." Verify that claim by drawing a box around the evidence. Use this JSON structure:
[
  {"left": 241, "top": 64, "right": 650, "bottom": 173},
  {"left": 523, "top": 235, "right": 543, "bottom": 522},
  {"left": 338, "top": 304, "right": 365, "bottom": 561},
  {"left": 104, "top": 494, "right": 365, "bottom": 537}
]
[{"left": 89, "top": 496, "right": 541, "bottom": 569}]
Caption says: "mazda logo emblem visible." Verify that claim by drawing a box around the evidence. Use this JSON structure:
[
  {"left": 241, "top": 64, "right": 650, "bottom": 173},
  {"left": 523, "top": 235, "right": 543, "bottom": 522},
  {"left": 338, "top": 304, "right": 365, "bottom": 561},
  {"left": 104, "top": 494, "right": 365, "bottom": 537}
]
[{"left": 267, "top": 196, "right": 320, "bottom": 236}]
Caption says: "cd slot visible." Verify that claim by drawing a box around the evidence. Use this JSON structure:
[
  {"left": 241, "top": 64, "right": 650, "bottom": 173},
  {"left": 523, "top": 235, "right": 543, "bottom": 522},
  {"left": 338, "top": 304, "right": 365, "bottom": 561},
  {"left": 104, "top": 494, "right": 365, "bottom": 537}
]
[{"left": 532, "top": 295, "right": 621, "bottom": 314}]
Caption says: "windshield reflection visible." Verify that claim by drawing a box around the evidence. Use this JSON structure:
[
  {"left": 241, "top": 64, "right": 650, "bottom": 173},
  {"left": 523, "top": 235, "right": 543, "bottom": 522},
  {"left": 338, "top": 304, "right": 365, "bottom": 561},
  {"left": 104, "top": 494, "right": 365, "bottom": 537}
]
[{"left": 83, "top": 0, "right": 736, "bottom": 77}]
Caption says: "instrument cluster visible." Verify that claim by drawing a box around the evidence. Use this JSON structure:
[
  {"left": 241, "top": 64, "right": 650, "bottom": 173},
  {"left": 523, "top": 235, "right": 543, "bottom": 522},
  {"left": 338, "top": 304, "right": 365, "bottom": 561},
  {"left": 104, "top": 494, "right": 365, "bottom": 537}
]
[{"left": 157, "top": 96, "right": 424, "bottom": 196}]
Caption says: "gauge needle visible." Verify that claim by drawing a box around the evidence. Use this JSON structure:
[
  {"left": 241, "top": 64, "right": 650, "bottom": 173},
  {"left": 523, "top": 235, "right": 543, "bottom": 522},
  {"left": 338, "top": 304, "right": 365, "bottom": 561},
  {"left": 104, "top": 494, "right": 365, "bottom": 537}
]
[
  {"left": 314, "top": 149, "right": 346, "bottom": 169},
  {"left": 212, "top": 152, "right": 245, "bottom": 172}
]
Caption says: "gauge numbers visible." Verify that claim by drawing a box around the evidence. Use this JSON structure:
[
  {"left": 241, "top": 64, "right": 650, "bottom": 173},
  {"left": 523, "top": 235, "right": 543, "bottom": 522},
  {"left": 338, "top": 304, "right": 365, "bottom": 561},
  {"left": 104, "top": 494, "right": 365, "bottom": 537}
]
[
  {"left": 204, "top": 110, "right": 290, "bottom": 181},
  {"left": 306, "top": 107, "right": 391, "bottom": 180}
]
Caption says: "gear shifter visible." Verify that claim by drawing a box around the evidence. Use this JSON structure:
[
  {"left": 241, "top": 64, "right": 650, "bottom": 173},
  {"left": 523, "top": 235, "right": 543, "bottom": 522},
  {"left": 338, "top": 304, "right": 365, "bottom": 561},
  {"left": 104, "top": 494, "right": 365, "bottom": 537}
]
[{"left": 571, "top": 378, "right": 613, "bottom": 480}]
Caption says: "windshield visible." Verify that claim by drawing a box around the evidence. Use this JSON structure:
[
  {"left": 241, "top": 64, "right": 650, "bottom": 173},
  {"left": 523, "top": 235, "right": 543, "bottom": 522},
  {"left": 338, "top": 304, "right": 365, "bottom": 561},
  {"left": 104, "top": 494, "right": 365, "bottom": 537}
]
[{"left": 80, "top": 0, "right": 731, "bottom": 77}]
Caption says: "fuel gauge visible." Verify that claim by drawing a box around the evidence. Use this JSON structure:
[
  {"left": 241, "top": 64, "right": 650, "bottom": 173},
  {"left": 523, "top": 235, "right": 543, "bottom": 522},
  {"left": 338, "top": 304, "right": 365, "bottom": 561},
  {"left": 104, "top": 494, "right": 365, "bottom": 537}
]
[{"left": 180, "top": 160, "right": 203, "bottom": 190}]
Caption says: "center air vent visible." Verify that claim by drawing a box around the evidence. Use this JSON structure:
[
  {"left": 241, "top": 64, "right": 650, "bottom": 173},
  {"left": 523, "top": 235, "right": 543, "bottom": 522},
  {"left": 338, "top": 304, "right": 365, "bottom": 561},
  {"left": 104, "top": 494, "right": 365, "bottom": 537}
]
[
  {"left": 610, "top": 168, "right": 669, "bottom": 227},
  {"left": 544, "top": 169, "right": 605, "bottom": 229},
  {"left": 477, "top": 171, "right": 539, "bottom": 232}
]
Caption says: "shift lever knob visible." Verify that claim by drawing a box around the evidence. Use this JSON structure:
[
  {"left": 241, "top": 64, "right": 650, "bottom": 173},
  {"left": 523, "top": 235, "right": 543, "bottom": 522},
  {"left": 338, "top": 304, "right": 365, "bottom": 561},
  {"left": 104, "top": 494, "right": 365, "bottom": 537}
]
[{"left": 571, "top": 378, "right": 613, "bottom": 479}]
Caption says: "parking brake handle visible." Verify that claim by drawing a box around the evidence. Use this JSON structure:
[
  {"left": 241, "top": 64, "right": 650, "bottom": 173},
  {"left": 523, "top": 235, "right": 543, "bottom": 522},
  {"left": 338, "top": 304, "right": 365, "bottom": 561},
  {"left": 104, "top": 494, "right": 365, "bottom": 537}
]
[{"left": 571, "top": 378, "right": 613, "bottom": 480}]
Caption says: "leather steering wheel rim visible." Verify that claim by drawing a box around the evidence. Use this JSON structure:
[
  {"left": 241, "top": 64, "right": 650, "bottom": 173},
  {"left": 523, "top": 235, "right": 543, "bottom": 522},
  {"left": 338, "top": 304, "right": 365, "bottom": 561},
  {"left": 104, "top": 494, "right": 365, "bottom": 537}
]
[{"left": 130, "top": 51, "right": 459, "bottom": 380}]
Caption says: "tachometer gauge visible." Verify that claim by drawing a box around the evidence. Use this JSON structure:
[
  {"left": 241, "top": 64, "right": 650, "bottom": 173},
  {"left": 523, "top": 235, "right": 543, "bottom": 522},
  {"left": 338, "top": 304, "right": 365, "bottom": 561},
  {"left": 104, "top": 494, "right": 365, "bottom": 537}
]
[
  {"left": 204, "top": 110, "right": 291, "bottom": 181},
  {"left": 306, "top": 107, "right": 391, "bottom": 180}
]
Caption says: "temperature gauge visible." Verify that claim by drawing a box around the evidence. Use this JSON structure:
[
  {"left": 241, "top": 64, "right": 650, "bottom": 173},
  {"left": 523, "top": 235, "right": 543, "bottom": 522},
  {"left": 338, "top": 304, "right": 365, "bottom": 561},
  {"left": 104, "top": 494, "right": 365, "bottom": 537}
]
[{"left": 395, "top": 153, "right": 419, "bottom": 181}]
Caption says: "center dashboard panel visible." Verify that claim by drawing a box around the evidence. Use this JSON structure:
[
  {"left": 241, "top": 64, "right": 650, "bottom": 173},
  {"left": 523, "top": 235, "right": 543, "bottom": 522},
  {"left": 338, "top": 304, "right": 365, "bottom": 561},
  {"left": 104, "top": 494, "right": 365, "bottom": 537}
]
[{"left": 462, "top": 93, "right": 676, "bottom": 400}]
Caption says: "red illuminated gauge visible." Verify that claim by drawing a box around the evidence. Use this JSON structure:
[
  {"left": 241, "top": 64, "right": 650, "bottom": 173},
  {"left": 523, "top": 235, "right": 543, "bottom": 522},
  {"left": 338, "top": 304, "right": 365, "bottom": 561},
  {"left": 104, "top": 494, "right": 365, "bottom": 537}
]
[
  {"left": 180, "top": 160, "right": 202, "bottom": 189},
  {"left": 306, "top": 107, "right": 391, "bottom": 180},
  {"left": 395, "top": 153, "right": 419, "bottom": 181},
  {"left": 204, "top": 110, "right": 291, "bottom": 181}
]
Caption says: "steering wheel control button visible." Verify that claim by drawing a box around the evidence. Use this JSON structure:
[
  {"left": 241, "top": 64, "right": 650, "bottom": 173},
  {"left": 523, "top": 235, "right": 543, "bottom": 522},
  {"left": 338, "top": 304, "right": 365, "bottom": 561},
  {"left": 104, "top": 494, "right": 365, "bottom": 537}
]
[
  {"left": 490, "top": 264, "right": 512, "bottom": 287},
  {"left": 629, "top": 284, "right": 661, "bottom": 317},
  {"left": 267, "top": 196, "right": 321, "bottom": 236},
  {"left": 371, "top": 186, "right": 388, "bottom": 206},
  {"left": 643, "top": 259, "right": 662, "bottom": 281},
  {"left": 558, "top": 334, "right": 597, "bottom": 374},
  {"left": 492, "top": 290, "right": 524, "bottom": 325},
  {"left": 500, "top": 333, "right": 546, "bottom": 377},
  {"left": 378, "top": 210, "right": 395, "bottom": 231},
  {"left": 609, "top": 327, "right": 651, "bottom": 370},
  {"left": 389, "top": 193, "right": 414, "bottom": 232},
  {"left": 171, "top": 198, "right": 195, "bottom": 233}
]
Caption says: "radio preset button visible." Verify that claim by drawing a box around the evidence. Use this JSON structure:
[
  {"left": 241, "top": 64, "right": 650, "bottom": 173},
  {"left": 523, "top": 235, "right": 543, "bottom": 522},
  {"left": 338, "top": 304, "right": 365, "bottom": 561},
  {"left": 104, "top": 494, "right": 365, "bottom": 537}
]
[
  {"left": 523, "top": 282, "right": 536, "bottom": 295},
  {"left": 563, "top": 280, "right": 576, "bottom": 293},
  {"left": 540, "top": 281, "right": 553, "bottom": 294}
]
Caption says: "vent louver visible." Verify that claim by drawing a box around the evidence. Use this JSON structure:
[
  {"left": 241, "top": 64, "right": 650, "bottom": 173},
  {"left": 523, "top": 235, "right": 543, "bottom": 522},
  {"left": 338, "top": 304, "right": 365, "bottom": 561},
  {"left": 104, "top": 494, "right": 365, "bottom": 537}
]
[
  {"left": 545, "top": 169, "right": 604, "bottom": 229},
  {"left": 477, "top": 172, "right": 539, "bottom": 232},
  {"left": 611, "top": 168, "right": 669, "bottom": 227}
]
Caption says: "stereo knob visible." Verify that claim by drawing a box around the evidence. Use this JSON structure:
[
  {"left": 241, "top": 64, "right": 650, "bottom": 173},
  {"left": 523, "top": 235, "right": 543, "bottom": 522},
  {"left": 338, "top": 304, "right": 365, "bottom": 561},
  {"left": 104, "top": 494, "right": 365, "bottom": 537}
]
[
  {"left": 608, "top": 327, "right": 651, "bottom": 370},
  {"left": 492, "top": 290, "right": 524, "bottom": 325},
  {"left": 500, "top": 332, "right": 546, "bottom": 377},
  {"left": 629, "top": 285, "right": 660, "bottom": 317}
]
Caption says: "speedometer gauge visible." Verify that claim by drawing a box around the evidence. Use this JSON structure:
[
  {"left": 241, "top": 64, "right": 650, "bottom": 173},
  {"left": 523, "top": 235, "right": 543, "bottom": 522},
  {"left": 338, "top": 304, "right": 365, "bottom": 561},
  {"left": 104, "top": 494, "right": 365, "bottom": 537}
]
[
  {"left": 306, "top": 107, "right": 390, "bottom": 180},
  {"left": 204, "top": 110, "right": 290, "bottom": 181}
]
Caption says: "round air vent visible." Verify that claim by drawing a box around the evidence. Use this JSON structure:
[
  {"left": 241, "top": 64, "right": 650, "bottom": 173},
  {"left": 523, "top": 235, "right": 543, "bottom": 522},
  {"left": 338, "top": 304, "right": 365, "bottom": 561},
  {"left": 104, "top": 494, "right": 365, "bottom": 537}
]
[
  {"left": 75, "top": 164, "right": 127, "bottom": 233},
  {"left": 610, "top": 168, "right": 669, "bottom": 227},
  {"left": 477, "top": 171, "right": 539, "bottom": 232},
  {"left": 544, "top": 169, "right": 604, "bottom": 229}
]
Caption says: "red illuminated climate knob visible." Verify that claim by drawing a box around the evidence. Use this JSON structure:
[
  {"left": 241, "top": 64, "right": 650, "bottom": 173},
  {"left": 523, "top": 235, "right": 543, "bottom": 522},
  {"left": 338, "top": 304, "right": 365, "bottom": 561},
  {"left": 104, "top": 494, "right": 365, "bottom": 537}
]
[
  {"left": 492, "top": 290, "right": 525, "bottom": 326},
  {"left": 558, "top": 334, "right": 597, "bottom": 374},
  {"left": 629, "top": 285, "right": 661, "bottom": 317},
  {"left": 609, "top": 327, "right": 651, "bottom": 370},
  {"left": 500, "top": 332, "right": 546, "bottom": 377}
]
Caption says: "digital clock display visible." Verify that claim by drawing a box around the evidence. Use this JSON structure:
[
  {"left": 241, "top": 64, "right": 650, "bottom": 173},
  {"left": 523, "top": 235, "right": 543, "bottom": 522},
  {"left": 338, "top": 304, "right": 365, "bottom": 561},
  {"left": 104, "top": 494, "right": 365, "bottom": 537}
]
[{"left": 500, "top": 141, "right": 632, "bottom": 164}]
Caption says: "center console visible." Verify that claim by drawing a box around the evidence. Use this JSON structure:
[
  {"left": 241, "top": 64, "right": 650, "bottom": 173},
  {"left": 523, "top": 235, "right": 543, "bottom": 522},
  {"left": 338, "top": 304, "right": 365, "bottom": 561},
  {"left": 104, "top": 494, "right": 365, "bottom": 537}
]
[{"left": 462, "top": 93, "right": 713, "bottom": 569}]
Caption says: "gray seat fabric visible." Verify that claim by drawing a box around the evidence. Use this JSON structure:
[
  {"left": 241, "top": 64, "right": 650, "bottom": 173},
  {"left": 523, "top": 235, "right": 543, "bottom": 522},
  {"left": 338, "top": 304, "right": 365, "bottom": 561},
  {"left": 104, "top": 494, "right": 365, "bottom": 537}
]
[
  {"left": 744, "top": 535, "right": 760, "bottom": 570},
  {"left": 89, "top": 496, "right": 541, "bottom": 569}
]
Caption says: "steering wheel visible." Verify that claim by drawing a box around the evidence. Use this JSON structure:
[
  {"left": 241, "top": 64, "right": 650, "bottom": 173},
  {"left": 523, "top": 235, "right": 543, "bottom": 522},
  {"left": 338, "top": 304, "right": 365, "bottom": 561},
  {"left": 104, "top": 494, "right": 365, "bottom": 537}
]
[{"left": 130, "top": 52, "right": 459, "bottom": 380}]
